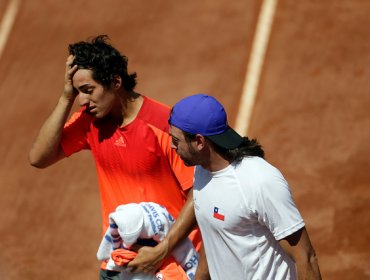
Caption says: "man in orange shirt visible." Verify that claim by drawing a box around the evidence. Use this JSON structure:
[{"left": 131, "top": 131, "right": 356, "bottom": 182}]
[{"left": 29, "top": 35, "right": 201, "bottom": 280}]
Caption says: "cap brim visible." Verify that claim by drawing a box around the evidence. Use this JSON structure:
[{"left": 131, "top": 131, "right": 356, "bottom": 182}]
[{"left": 207, "top": 127, "right": 244, "bottom": 149}]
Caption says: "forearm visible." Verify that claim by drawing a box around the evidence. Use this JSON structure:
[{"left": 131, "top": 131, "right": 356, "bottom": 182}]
[
  {"left": 146, "top": 189, "right": 197, "bottom": 262},
  {"left": 162, "top": 189, "right": 197, "bottom": 255},
  {"left": 29, "top": 96, "right": 74, "bottom": 168},
  {"left": 194, "top": 243, "right": 210, "bottom": 280}
]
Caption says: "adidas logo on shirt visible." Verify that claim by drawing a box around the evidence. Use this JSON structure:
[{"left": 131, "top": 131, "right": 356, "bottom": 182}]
[{"left": 114, "top": 136, "right": 126, "bottom": 147}]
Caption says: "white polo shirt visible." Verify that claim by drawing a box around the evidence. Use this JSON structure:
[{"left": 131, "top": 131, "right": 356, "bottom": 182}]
[{"left": 193, "top": 156, "right": 305, "bottom": 280}]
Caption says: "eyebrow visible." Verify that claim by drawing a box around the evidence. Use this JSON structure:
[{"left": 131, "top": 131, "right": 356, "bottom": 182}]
[
  {"left": 77, "top": 84, "right": 94, "bottom": 91},
  {"left": 169, "top": 133, "right": 180, "bottom": 141}
]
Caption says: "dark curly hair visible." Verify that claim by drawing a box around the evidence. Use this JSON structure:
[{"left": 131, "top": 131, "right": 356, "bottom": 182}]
[{"left": 68, "top": 35, "right": 137, "bottom": 91}]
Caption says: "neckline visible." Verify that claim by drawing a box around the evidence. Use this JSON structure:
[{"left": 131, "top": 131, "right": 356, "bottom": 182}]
[
  {"left": 205, "top": 163, "right": 234, "bottom": 177},
  {"left": 118, "top": 95, "right": 146, "bottom": 130}
]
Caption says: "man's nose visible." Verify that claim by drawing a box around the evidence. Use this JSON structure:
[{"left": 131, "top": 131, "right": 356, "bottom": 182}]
[
  {"left": 78, "top": 93, "right": 90, "bottom": 107},
  {"left": 170, "top": 141, "right": 177, "bottom": 150}
]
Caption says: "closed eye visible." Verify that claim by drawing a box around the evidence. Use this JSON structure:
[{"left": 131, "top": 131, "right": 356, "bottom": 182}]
[
  {"left": 78, "top": 84, "right": 94, "bottom": 94},
  {"left": 171, "top": 137, "right": 179, "bottom": 146}
]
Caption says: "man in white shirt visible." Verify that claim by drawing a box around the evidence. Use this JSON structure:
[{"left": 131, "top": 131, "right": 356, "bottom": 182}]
[{"left": 128, "top": 94, "right": 322, "bottom": 280}]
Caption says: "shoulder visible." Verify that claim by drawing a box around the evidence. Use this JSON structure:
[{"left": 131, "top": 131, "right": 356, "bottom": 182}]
[
  {"left": 141, "top": 96, "right": 171, "bottom": 117},
  {"left": 237, "top": 157, "right": 283, "bottom": 178},
  {"left": 235, "top": 157, "right": 288, "bottom": 192},
  {"left": 65, "top": 109, "right": 94, "bottom": 128},
  {"left": 138, "top": 96, "right": 171, "bottom": 132}
]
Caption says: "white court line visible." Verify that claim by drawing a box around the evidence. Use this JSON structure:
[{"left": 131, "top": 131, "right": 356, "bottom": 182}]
[
  {"left": 0, "top": 0, "right": 21, "bottom": 59},
  {"left": 235, "top": 0, "right": 278, "bottom": 135}
]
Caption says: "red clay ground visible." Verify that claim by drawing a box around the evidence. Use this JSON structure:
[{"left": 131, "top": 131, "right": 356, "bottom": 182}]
[{"left": 0, "top": 0, "right": 369, "bottom": 279}]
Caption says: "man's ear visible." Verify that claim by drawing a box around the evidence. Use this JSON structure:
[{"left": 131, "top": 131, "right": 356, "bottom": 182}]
[
  {"left": 195, "top": 134, "right": 207, "bottom": 150},
  {"left": 112, "top": 75, "right": 122, "bottom": 89}
]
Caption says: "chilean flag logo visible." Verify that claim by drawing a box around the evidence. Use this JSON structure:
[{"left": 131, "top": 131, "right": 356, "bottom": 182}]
[{"left": 213, "top": 207, "right": 225, "bottom": 221}]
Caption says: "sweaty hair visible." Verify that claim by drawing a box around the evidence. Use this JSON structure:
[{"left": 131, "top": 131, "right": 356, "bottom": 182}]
[
  {"left": 184, "top": 132, "right": 265, "bottom": 162},
  {"left": 68, "top": 35, "right": 137, "bottom": 90},
  {"left": 212, "top": 137, "right": 265, "bottom": 163}
]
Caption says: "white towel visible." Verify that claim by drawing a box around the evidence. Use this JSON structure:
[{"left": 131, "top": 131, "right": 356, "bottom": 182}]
[{"left": 97, "top": 202, "right": 198, "bottom": 280}]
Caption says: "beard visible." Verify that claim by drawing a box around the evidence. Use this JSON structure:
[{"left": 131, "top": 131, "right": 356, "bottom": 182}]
[
  {"left": 180, "top": 144, "right": 198, "bottom": 167},
  {"left": 182, "top": 158, "right": 195, "bottom": 167}
]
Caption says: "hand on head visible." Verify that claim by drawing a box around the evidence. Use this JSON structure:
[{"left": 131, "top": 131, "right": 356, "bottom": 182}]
[{"left": 63, "top": 55, "right": 78, "bottom": 100}]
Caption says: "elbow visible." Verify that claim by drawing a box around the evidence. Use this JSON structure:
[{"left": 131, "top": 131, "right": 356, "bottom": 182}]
[
  {"left": 309, "top": 249, "right": 320, "bottom": 268},
  {"left": 296, "top": 249, "right": 322, "bottom": 279},
  {"left": 28, "top": 151, "right": 48, "bottom": 169},
  {"left": 28, "top": 143, "right": 64, "bottom": 168},
  {"left": 304, "top": 247, "right": 319, "bottom": 265},
  {"left": 297, "top": 249, "right": 319, "bottom": 266},
  {"left": 30, "top": 162, "right": 47, "bottom": 169},
  {"left": 307, "top": 250, "right": 322, "bottom": 279},
  {"left": 29, "top": 155, "right": 45, "bottom": 169},
  {"left": 311, "top": 250, "right": 318, "bottom": 263}
]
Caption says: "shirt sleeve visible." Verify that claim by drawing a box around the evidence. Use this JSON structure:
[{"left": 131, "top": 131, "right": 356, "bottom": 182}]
[
  {"left": 166, "top": 146, "right": 195, "bottom": 191},
  {"left": 255, "top": 169, "right": 305, "bottom": 240},
  {"left": 61, "top": 111, "right": 91, "bottom": 156},
  {"left": 148, "top": 124, "right": 194, "bottom": 191}
]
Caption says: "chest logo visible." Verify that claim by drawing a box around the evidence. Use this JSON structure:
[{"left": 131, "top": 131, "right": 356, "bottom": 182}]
[
  {"left": 213, "top": 207, "right": 225, "bottom": 221},
  {"left": 114, "top": 136, "right": 127, "bottom": 147}
]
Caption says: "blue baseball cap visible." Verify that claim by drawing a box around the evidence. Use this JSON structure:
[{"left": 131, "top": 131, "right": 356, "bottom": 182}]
[{"left": 169, "top": 94, "right": 244, "bottom": 149}]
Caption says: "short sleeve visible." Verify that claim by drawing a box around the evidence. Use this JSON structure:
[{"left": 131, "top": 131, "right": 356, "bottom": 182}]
[
  {"left": 255, "top": 170, "right": 305, "bottom": 240},
  {"left": 61, "top": 111, "right": 91, "bottom": 156},
  {"left": 148, "top": 124, "right": 194, "bottom": 191},
  {"left": 167, "top": 146, "right": 195, "bottom": 191}
]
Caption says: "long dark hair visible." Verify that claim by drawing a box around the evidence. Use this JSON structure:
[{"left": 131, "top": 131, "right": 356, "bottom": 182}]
[
  {"left": 184, "top": 132, "right": 264, "bottom": 163},
  {"left": 68, "top": 35, "right": 137, "bottom": 91},
  {"left": 212, "top": 137, "right": 264, "bottom": 163}
]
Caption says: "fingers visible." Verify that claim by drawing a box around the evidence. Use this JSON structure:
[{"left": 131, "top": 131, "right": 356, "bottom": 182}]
[
  {"left": 65, "top": 56, "right": 78, "bottom": 75},
  {"left": 63, "top": 55, "right": 78, "bottom": 98},
  {"left": 126, "top": 260, "right": 157, "bottom": 274},
  {"left": 67, "top": 65, "right": 78, "bottom": 76},
  {"left": 126, "top": 246, "right": 161, "bottom": 275},
  {"left": 130, "top": 244, "right": 143, "bottom": 252},
  {"left": 64, "top": 56, "right": 78, "bottom": 85},
  {"left": 66, "top": 55, "right": 75, "bottom": 68}
]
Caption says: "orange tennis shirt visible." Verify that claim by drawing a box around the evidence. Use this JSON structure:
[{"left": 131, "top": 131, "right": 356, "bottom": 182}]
[{"left": 61, "top": 96, "right": 195, "bottom": 232}]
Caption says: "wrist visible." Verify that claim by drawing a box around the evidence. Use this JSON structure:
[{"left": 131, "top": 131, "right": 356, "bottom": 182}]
[
  {"left": 59, "top": 95, "right": 75, "bottom": 106},
  {"left": 157, "top": 239, "right": 170, "bottom": 258}
]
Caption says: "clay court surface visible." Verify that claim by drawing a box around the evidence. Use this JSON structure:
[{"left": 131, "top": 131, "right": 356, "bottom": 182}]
[{"left": 0, "top": 0, "right": 369, "bottom": 279}]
